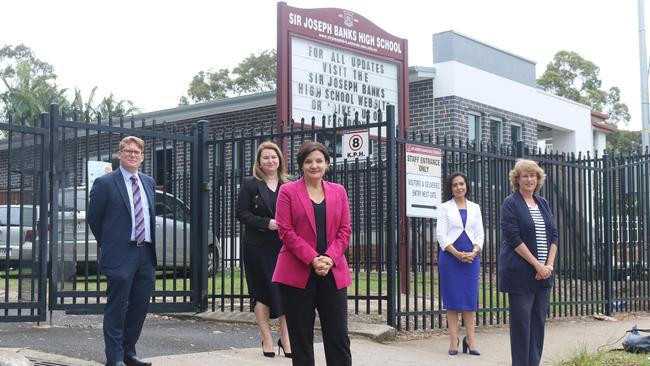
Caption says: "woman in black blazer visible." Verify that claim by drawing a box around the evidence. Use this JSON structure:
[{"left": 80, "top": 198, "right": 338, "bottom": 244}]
[
  {"left": 499, "top": 159, "right": 558, "bottom": 366},
  {"left": 236, "top": 141, "right": 292, "bottom": 358}
]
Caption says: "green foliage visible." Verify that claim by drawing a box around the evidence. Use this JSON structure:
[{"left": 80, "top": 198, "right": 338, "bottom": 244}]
[
  {"left": 231, "top": 49, "right": 276, "bottom": 95},
  {"left": 605, "top": 86, "right": 631, "bottom": 126},
  {"left": 538, "top": 51, "right": 631, "bottom": 126},
  {"left": 180, "top": 49, "right": 276, "bottom": 104},
  {"left": 70, "top": 86, "right": 98, "bottom": 122},
  {"left": 0, "top": 44, "right": 69, "bottom": 124},
  {"left": 184, "top": 69, "right": 231, "bottom": 104},
  {"left": 606, "top": 129, "right": 643, "bottom": 154},
  {"left": 96, "top": 92, "right": 139, "bottom": 118},
  {"left": 1, "top": 43, "right": 139, "bottom": 125}
]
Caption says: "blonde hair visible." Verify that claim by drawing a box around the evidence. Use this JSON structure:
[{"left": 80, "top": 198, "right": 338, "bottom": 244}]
[
  {"left": 252, "top": 141, "right": 288, "bottom": 182},
  {"left": 509, "top": 159, "right": 545, "bottom": 192},
  {"left": 119, "top": 136, "right": 144, "bottom": 152}
]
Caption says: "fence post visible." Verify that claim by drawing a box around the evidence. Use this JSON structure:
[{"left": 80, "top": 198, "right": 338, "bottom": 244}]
[
  {"left": 47, "top": 104, "right": 60, "bottom": 317},
  {"left": 386, "top": 105, "right": 397, "bottom": 327},
  {"left": 191, "top": 121, "right": 209, "bottom": 312},
  {"left": 602, "top": 152, "right": 613, "bottom": 315},
  {"left": 515, "top": 140, "right": 524, "bottom": 158},
  {"left": 37, "top": 111, "right": 50, "bottom": 321}
]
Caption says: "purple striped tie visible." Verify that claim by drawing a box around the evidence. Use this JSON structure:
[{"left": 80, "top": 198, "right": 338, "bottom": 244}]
[{"left": 130, "top": 175, "right": 146, "bottom": 244}]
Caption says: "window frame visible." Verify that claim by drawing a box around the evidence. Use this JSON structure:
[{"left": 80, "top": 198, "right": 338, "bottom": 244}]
[{"left": 467, "top": 112, "right": 481, "bottom": 149}]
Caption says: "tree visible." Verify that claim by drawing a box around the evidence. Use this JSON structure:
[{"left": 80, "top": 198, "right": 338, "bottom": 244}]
[
  {"left": 183, "top": 69, "right": 231, "bottom": 104},
  {"left": 180, "top": 49, "right": 276, "bottom": 104},
  {"left": 604, "top": 86, "right": 631, "bottom": 127},
  {"left": 70, "top": 86, "right": 98, "bottom": 122},
  {"left": 231, "top": 49, "right": 276, "bottom": 95},
  {"left": 537, "top": 50, "right": 634, "bottom": 151},
  {"left": 1, "top": 44, "right": 139, "bottom": 126},
  {"left": 97, "top": 93, "right": 139, "bottom": 118},
  {"left": 606, "top": 129, "right": 642, "bottom": 154},
  {"left": 1, "top": 44, "right": 69, "bottom": 124}
]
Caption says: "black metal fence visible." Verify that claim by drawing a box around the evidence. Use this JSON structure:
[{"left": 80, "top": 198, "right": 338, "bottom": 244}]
[
  {"left": 2, "top": 103, "right": 650, "bottom": 332},
  {"left": 205, "top": 112, "right": 393, "bottom": 317},
  {"left": 394, "top": 133, "right": 650, "bottom": 330},
  {"left": 0, "top": 113, "right": 49, "bottom": 321}
]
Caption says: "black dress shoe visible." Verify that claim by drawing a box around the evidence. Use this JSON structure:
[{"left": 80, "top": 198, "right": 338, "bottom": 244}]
[
  {"left": 105, "top": 362, "right": 126, "bottom": 366},
  {"left": 124, "top": 355, "right": 152, "bottom": 366}
]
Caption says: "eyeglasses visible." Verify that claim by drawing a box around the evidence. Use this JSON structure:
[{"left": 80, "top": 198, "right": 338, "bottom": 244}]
[{"left": 121, "top": 149, "right": 143, "bottom": 156}]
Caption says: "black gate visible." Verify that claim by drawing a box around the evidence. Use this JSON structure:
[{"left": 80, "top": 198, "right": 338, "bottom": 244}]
[
  {"left": 0, "top": 113, "right": 49, "bottom": 322},
  {"left": 3, "top": 102, "right": 649, "bottom": 332},
  {"left": 46, "top": 105, "right": 201, "bottom": 314}
]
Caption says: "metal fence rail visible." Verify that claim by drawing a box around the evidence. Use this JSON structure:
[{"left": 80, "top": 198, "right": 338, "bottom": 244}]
[
  {"left": 206, "top": 112, "right": 392, "bottom": 317},
  {"left": 0, "top": 113, "right": 49, "bottom": 322},
  {"left": 2, "top": 103, "right": 649, "bottom": 331},
  {"left": 393, "top": 133, "right": 650, "bottom": 330}
]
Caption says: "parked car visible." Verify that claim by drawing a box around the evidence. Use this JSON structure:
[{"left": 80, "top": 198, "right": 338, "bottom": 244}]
[
  {"left": 27, "top": 187, "right": 220, "bottom": 275},
  {"left": 0, "top": 204, "right": 39, "bottom": 269}
]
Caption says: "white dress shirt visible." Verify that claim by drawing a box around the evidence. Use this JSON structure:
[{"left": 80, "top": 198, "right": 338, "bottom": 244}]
[{"left": 119, "top": 166, "right": 152, "bottom": 242}]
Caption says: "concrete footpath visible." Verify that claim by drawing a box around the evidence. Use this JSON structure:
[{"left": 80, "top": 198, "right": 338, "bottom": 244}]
[{"left": 2, "top": 312, "right": 650, "bottom": 365}]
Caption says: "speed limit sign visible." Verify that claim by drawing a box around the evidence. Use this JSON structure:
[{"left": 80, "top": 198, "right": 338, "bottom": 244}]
[{"left": 342, "top": 131, "right": 369, "bottom": 159}]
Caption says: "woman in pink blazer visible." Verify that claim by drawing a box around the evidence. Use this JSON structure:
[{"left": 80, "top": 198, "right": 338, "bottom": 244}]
[{"left": 272, "top": 140, "right": 352, "bottom": 366}]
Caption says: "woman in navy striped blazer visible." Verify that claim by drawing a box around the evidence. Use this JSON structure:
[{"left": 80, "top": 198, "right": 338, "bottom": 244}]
[{"left": 498, "top": 159, "right": 558, "bottom": 366}]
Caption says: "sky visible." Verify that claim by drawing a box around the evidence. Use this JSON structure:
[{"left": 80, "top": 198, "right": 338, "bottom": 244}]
[{"left": 0, "top": 0, "right": 646, "bottom": 130}]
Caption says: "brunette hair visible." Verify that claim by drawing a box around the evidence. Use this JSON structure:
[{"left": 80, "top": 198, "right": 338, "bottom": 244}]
[
  {"left": 442, "top": 172, "right": 469, "bottom": 201},
  {"left": 296, "top": 140, "right": 330, "bottom": 171}
]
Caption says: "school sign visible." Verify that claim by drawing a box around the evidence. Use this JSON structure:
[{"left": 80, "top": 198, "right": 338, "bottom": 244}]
[{"left": 277, "top": 2, "right": 408, "bottom": 133}]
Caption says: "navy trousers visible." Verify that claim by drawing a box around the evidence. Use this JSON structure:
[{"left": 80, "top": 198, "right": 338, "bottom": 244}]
[
  {"left": 103, "top": 245, "right": 155, "bottom": 363},
  {"left": 279, "top": 272, "right": 351, "bottom": 366},
  {"left": 508, "top": 288, "right": 551, "bottom": 366}
]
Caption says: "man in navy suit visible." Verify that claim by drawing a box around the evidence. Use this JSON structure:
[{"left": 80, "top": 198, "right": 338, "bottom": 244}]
[{"left": 88, "top": 136, "right": 156, "bottom": 366}]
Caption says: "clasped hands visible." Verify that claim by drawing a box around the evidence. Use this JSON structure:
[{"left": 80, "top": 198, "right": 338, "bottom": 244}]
[
  {"left": 454, "top": 251, "right": 478, "bottom": 264},
  {"left": 535, "top": 263, "right": 554, "bottom": 280},
  {"left": 311, "top": 255, "right": 333, "bottom": 276}
]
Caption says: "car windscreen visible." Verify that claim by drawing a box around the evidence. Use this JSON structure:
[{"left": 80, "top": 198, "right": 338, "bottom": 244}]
[{"left": 0, "top": 206, "right": 35, "bottom": 226}]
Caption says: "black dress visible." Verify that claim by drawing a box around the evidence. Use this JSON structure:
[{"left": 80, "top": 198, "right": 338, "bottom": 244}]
[{"left": 235, "top": 176, "right": 284, "bottom": 318}]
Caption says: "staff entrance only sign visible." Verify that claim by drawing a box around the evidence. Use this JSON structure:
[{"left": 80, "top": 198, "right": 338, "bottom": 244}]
[{"left": 405, "top": 144, "right": 441, "bottom": 219}]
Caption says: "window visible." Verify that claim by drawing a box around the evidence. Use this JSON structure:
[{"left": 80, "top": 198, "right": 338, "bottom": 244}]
[
  {"left": 0, "top": 206, "right": 34, "bottom": 226},
  {"left": 490, "top": 118, "right": 503, "bottom": 147},
  {"left": 155, "top": 147, "right": 173, "bottom": 192},
  {"left": 467, "top": 113, "right": 481, "bottom": 149},
  {"left": 510, "top": 123, "right": 522, "bottom": 146},
  {"left": 155, "top": 192, "right": 189, "bottom": 222}
]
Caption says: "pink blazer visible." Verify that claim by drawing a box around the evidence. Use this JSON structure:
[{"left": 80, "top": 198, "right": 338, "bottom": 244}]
[{"left": 272, "top": 178, "right": 352, "bottom": 290}]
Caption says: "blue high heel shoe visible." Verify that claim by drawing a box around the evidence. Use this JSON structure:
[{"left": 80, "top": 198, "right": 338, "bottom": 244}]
[
  {"left": 448, "top": 337, "right": 459, "bottom": 355},
  {"left": 462, "top": 336, "right": 480, "bottom": 356}
]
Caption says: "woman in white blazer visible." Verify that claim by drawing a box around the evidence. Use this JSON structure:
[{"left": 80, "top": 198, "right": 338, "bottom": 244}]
[{"left": 436, "top": 172, "right": 484, "bottom": 356}]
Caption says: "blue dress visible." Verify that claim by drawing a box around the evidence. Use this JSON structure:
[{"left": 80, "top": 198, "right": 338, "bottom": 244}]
[{"left": 439, "top": 209, "right": 480, "bottom": 311}]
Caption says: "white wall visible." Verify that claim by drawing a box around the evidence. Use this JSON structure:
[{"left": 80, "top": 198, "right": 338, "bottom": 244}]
[
  {"left": 433, "top": 61, "right": 593, "bottom": 154},
  {"left": 593, "top": 130, "right": 608, "bottom": 154}
]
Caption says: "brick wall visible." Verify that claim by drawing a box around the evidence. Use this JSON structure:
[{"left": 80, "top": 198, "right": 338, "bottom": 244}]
[
  {"left": 408, "top": 79, "right": 434, "bottom": 137},
  {"left": 433, "top": 95, "right": 537, "bottom": 150}
]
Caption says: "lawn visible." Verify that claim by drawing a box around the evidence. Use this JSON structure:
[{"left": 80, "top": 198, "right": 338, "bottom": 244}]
[{"left": 1, "top": 268, "right": 504, "bottom": 302}]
